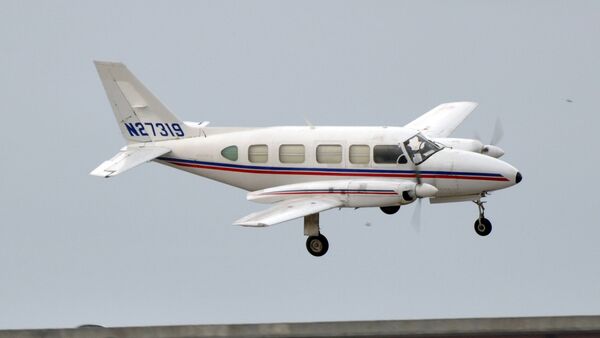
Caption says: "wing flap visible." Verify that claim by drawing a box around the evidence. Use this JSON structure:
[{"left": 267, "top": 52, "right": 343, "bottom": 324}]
[
  {"left": 405, "top": 102, "right": 478, "bottom": 137},
  {"left": 234, "top": 198, "right": 343, "bottom": 227},
  {"left": 90, "top": 146, "right": 170, "bottom": 178}
]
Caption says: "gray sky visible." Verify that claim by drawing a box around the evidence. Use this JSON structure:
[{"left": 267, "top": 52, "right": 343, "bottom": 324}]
[{"left": 1, "top": 0, "right": 599, "bottom": 330}]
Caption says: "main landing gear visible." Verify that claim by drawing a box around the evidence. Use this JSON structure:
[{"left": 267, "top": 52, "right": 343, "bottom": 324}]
[
  {"left": 304, "top": 213, "right": 329, "bottom": 256},
  {"left": 306, "top": 234, "right": 329, "bottom": 257},
  {"left": 380, "top": 205, "right": 400, "bottom": 215},
  {"left": 474, "top": 200, "right": 492, "bottom": 236}
]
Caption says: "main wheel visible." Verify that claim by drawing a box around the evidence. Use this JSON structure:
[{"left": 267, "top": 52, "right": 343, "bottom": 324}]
[
  {"left": 306, "top": 234, "right": 329, "bottom": 257},
  {"left": 380, "top": 205, "right": 400, "bottom": 215},
  {"left": 474, "top": 217, "right": 492, "bottom": 236}
]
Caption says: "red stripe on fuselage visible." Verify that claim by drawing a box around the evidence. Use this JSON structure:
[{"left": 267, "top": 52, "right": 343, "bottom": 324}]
[{"left": 165, "top": 161, "right": 510, "bottom": 182}]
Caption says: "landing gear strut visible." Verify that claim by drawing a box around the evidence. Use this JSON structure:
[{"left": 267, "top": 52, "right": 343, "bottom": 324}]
[
  {"left": 304, "top": 213, "right": 329, "bottom": 256},
  {"left": 473, "top": 200, "right": 492, "bottom": 236}
]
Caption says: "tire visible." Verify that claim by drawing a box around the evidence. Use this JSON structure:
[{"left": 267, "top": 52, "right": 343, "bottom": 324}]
[
  {"left": 306, "top": 234, "right": 329, "bottom": 257},
  {"left": 380, "top": 205, "right": 400, "bottom": 215},
  {"left": 474, "top": 218, "right": 492, "bottom": 236}
]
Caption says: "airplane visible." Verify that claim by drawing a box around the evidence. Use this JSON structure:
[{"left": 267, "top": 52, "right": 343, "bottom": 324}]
[{"left": 91, "top": 61, "right": 522, "bottom": 257}]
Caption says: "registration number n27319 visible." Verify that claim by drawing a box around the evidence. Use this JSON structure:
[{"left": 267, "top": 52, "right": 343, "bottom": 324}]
[{"left": 124, "top": 122, "right": 185, "bottom": 137}]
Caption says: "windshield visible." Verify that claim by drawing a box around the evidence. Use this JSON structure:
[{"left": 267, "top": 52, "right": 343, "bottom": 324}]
[{"left": 403, "top": 133, "right": 443, "bottom": 165}]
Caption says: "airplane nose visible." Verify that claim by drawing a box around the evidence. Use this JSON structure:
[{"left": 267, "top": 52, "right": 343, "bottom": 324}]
[{"left": 516, "top": 172, "right": 522, "bottom": 184}]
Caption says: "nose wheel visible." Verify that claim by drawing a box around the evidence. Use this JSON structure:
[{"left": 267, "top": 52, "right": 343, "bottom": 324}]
[
  {"left": 473, "top": 200, "right": 492, "bottom": 236},
  {"left": 474, "top": 217, "right": 492, "bottom": 236}
]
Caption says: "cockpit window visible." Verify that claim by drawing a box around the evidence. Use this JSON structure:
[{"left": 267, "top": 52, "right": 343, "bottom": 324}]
[
  {"left": 403, "top": 134, "right": 442, "bottom": 165},
  {"left": 221, "top": 145, "right": 238, "bottom": 161}
]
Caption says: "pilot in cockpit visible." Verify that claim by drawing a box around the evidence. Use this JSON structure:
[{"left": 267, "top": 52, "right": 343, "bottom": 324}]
[{"left": 403, "top": 133, "right": 442, "bottom": 165}]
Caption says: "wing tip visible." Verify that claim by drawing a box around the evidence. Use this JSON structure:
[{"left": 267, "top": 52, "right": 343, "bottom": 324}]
[
  {"left": 89, "top": 161, "right": 114, "bottom": 178},
  {"left": 93, "top": 60, "right": 125, "bottom": 67},
  {"left": 233, "top": 221, "right": 269, "bottom": 227},
  {"left": 440, "top": 101, "right": 479, "bottom": 109},
  {"left": 89, "top": 170, "right": 114, "bottom": 178}
]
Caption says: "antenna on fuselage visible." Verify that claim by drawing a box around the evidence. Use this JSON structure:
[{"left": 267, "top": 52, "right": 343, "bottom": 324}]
[
  {"left": 303, "top": 116, "right": 315, "bottom": 129},
  {"left": 198, "top": 121, "right": 210, "bottom": 137}
]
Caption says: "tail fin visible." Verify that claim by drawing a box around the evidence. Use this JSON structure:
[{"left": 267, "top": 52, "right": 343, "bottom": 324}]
[{"left": 94, "top": 61, "right": 196, "bottom": 142}]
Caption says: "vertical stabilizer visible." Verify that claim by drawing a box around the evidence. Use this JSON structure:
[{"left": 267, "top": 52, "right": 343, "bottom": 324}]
[{"left": 94, "top": 61, "right": 196, "bottom": 142}]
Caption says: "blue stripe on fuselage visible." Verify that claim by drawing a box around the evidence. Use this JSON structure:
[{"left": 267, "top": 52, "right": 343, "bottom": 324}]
[{"left": 157, "top": 156, "right": 503, "bottom": 178}]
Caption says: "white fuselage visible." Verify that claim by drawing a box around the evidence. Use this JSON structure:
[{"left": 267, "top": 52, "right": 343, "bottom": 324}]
[{"left": 152, "top": 126, "right": 519, "bottom": 199}]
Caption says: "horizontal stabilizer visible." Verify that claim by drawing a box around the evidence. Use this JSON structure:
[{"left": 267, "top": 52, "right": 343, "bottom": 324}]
[
  {"left": 90, "top": 146, "right": 170, "bottom": 178},
  {"left": 234, "top": 198, "right": 343, "bottom": 227}
]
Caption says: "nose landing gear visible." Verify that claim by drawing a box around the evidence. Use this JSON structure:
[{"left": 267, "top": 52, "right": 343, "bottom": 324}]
[{"left": 474, "top": 200, "right": 492, "bottom": 236}]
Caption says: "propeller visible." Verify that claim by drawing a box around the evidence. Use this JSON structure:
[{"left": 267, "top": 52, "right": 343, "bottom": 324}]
[
  {"left": 411, "top": 165, "right": 423, "bottom": 231},
  {"left": 476, "top": 118, "right": 505, "bottom": 158},
  {"left": 411, "top": 196, "right": 422, "bottom": 232},
  {"left": 490, "top": 117, "right": 504, "bottom": 146},
  {"left": 409, "top": 163, "right": 438, "bottom": 232},
  {"left": 396, "top": 141, "right": 437, "bottom": 231}
]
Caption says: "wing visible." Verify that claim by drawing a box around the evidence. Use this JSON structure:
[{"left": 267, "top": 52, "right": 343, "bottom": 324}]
[
  {"left": 90, "top": 146, "right": 170, "bottom": 178},
  {"left": 405, "top": 101, "right": 478, "bottom": 138},
  {"left": 234, "top": 197, "right": 343, "bottom": 227}
]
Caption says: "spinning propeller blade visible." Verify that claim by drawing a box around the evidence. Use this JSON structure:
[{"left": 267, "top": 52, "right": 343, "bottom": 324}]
[
  {"left": 414, "top": 163, "right": 422, "bottom": 186},
  {"left": 476, "top": 117, "right": 505, "bottom": 158},
  {"left": 410, "top": 162, "right": 437, "bottom": 231},
  {"left": 412, "top": 162, "right": 422, "bottom": 231},
  {"left": 490, "top": 117, "right": 504, "bottom": 146},
  {"left": 411, "top": 198, "right": 422, "bottom": 232}
]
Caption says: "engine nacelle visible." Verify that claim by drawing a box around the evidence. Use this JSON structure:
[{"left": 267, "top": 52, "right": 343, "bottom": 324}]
[
  {"left": 433, "top": 137, "right": 504, "bottom": 158},
  {"left": 481, "top": 144, "right": 505, "bottom": 158},
  {"left": 247, "top": 180, "right": 433, "bottom": 208}
]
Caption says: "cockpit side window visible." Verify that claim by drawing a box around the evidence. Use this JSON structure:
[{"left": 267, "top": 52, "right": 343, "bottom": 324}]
[
  {"left": 403, "top": 134, "right": 442, "bottom": 165},
  {"left": 221, "top": 145, "right": 238, "bottom": 161},
  {"left": 373, "top": 145, "right": 408, "bottom": 164}
]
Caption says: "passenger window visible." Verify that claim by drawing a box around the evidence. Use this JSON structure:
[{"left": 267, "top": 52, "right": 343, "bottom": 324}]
[
  {"left": 373, "top": 145, "right": 407, "bottom": 164},
  {"left": 248, "top": 144, "right": 268, "bottom": 163},
  {"left": 349, "top": 145, "right": 370, "bottom": 164},
  {"left": 316, "top": 145, "right": 342, "bottom": 164},
  {"left": 279, "top": 144, "right": 305, "bottom": 163},
  {"left": 220, "top": 145, "right": 238, "bottom": 161}
]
